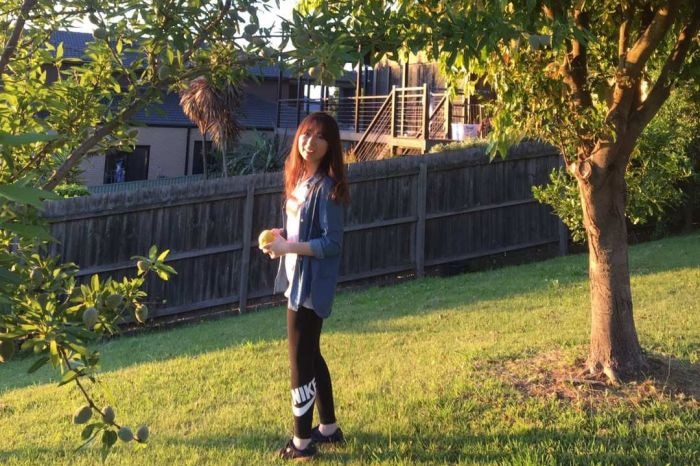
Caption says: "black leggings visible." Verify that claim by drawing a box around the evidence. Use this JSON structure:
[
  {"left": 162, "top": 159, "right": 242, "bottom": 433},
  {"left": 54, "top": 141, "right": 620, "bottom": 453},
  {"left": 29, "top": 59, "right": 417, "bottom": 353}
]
[{"left": 287, "top": 306, "right": 336, "bottom": 439}]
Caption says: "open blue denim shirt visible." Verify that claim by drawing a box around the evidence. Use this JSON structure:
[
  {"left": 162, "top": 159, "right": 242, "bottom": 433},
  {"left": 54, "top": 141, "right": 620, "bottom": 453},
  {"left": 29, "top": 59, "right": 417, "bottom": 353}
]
[{"left": 274, "top": 174, "right": 344, "bottom": 318}]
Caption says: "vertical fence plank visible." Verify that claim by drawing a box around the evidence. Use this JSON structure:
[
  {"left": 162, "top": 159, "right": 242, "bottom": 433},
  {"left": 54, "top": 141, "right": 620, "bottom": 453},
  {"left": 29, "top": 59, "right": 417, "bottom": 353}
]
[
  {"left": 421, "top": 84, "right": 429, "bottom": 140},
  {"left": 238, "top": 183, "right": 255, "bottom": 313},
  {"left": 415, "top": 162, "right": 427, "bottom": 278}
]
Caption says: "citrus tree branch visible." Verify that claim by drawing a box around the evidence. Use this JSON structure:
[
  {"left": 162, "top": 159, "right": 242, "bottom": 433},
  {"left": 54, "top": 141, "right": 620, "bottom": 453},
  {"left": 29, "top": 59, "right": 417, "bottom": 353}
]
[
  {"left": 625, "top": 0, "right": 679, "bottom": 78},
  {"left": 631, "top": 4, "right": 700, "bottom": 137},
  {"left": 0, "top": 0, "right": 39, "bottom": 77},
  {"left": 42, "top": 99, "right": 145, "bottom": 190}
]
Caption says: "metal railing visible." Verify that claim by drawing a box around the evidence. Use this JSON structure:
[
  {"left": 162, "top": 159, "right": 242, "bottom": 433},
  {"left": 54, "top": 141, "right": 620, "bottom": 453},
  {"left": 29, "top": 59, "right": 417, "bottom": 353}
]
[
  {"left": 277, "top": 89, "right": 490, "bottom": 161},
  {"left": 277, "top": 95, "right": 387, "bottom": 132}
]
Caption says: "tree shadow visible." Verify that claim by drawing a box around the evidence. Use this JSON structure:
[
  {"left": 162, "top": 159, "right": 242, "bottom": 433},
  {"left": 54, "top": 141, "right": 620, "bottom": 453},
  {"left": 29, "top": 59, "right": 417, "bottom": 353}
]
[{"left": 1, "top": 234, "right": 697, "bottom": 393}]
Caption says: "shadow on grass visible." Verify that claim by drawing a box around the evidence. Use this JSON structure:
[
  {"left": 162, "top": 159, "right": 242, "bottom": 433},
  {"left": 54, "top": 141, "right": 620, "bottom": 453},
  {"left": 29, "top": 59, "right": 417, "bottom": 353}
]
[{"left": 1, "top": 233, "right": 698, "bottom": 393}]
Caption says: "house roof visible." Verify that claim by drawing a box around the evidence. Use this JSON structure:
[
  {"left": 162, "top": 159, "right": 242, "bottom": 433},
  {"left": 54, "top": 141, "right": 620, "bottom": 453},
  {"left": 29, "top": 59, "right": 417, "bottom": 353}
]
[
  {"left": 134, "top": 91, "right": 278, "bottom": 129},
  {"left": 50, "top": 31, "right": 357, "bottom": 82},
  {"left": 50, "top": 31, "right": 93, "bottom": 59},
  {"left": 49, "top": 30, "right": 356, "bottom": 129}
]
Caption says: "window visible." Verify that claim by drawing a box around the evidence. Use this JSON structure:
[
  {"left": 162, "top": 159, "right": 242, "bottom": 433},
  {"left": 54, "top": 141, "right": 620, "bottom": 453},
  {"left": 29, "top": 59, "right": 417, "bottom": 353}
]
[
  {"left": 103, "top": 146, "right": 150, "bottom": 184},
  {"left": 191, "top": 140, "right": 215, "bottom": 175}
]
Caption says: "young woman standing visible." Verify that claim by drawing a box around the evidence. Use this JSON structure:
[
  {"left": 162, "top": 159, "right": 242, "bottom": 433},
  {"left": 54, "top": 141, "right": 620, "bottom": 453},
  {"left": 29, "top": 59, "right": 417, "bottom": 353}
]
[{"left": 261, "top": 112, "right": 350, "bottom": 460}]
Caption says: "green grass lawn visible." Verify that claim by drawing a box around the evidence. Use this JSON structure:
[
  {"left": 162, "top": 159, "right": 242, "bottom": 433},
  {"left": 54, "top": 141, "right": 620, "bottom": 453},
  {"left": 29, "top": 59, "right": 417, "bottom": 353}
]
[{"left": 1, "top": 233, "right": 698, "bottom": 465}]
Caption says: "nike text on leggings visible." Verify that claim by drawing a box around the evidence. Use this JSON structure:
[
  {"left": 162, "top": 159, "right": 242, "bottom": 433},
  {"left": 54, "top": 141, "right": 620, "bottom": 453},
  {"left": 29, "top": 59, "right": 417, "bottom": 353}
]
[{"left": 287, "top": 306, "right": 336, "bottom": 438}]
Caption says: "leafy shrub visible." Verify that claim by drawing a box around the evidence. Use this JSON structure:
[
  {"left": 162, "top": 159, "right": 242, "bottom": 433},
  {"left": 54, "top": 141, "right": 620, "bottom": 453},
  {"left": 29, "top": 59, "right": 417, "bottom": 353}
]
[
  {"left": 226, "top": 131, "right": 288, "bottom": 175},
  {"left": 55, "top": 183, "right": 90, "bottom": 198}
]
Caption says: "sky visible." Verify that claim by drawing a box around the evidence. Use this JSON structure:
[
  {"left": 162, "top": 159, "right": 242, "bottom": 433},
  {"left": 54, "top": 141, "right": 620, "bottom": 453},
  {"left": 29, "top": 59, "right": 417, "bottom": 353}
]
[{"left": 71, "top": 0, "right": 297, "bottom": 38}]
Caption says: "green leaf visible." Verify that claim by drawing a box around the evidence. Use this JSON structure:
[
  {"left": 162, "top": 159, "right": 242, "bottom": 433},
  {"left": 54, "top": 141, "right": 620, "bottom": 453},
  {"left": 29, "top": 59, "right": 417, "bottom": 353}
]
[
  {"left": 0, "top": 268, "right": 21, "bottom": 285},
  {"left": 0, "top": 184, "right": 60, "bottom": 207},
  {"left": 91, "top": 274, "right": 100, "bottom": 291},
  {"left": 0, "top": 132, "right": 56, "bottom": 146},
  {"left": 160, "top": 264, "right": 177, "bottom": 275},
  {"left": 156, "top": 270, "right": 169, "bottom": 281},
  {"left": 81, "top": 423, "right": 99, "bottom": 441},
  {"left": 101, "top": 430, "right": 118, "bottom": 460},
  {"left": 148, "top": 245, "right": 158, "bottom": 260},
  {"left": 0, "top": 222, "right": 53, "bottom": 241},
  {"left": 27, "top": 355, "right": 49, "bottom": 373},
  {"left": 58, "top": 369, "right": 79, "bottom": 386},
  {"left": 156, "top": 249, "right": 170, "bottom": 262}
]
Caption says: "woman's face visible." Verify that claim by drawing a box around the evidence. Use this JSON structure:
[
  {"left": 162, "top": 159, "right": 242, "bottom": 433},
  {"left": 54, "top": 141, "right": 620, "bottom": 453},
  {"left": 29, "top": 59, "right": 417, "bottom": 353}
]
[{"left": 297, "top": 126, "right": 328, "bottom": 167}]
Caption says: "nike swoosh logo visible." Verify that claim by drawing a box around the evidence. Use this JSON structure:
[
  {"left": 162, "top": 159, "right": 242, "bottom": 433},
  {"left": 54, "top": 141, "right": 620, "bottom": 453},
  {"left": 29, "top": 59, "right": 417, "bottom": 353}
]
[{"left": 292, "top": 396, "right": 315, "bottom": 417}]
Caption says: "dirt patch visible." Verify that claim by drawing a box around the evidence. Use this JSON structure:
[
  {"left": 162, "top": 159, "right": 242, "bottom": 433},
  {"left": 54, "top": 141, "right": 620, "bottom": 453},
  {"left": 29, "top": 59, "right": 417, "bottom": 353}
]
[{"left": 478, "top": 349, "right": 700, "bottom": 409}]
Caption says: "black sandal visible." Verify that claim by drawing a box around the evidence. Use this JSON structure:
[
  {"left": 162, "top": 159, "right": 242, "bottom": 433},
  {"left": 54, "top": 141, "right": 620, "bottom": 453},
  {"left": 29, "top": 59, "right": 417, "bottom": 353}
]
[
  {"left": 310, "top": 426, "right": 346, "bottom": 445},
  {"left": 278, "top": 438, "right": 317, "bottom": 461}
]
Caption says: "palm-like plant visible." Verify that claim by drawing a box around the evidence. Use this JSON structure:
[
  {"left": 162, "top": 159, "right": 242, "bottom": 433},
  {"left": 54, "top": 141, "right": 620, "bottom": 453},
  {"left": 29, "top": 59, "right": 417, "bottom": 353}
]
[{"left": 180, "top": 76, "right": 243, "bottom": 177}]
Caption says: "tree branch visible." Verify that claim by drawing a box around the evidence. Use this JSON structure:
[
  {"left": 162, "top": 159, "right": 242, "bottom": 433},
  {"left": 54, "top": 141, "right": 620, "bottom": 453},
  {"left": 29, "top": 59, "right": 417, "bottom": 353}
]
[
  {"left": 625, "top": 0, "right": 679, "bottom": 78},
  {"left": 565, "top": 9, "right": 592, "bottom": 110},
  {"left": 0, "top": 0, "right": 39, "bottom": 77},
  {"left": 607, "top": 1, "right": 681, "bottom": 138},
  {"left": 14, "top": 137, "right": 67, "bottom": 181},
  {"left": 618, "top": 2, "right": 636, "bottom": 65},
  {"left": 42, "top": 99, "right": 146, "bottom": 190},
  {"left": 630, "top": 3, "right": 700, "bottom": 137},
  {"left": 181, "top": 0, "right": 232, "bottom": 64}
]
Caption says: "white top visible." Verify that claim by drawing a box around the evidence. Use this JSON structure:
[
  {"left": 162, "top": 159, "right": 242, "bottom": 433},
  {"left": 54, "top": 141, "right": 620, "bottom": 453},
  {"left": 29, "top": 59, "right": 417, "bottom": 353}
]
[{"left": 284, "top": 179, "right": 312, "bottom": 298}]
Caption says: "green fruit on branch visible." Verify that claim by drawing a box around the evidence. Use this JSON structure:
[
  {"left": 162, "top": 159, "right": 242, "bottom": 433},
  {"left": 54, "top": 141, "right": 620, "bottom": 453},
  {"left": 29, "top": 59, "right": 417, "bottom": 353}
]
[
  {"left": 117, "top": 426, "right": 134, "bottom": 442},
  {"left": 157, "top": 64, "right": 171, "bottom": 81},
  {"left": 82, "top": 307, "right": 99, "bottom": 329},
  {"left": 0, "top": 339, "right": 16, "bottom": 363},
  {"left": 105, "top": 293, "right": 124, "bottom": 309},
  {"left": 92, "top": 27, "right": 107, "bottom": 40},
  {"left": 101, "top": 405, "right": 115, "bottom": 424},
  {"left": 134, "top": 304, "right": 149, "bottom": 323},
  {"left": 308, "top": 66, "right": 321, "bottom": 80},
  {"left": 135, "top": 425, "right": 149, "bottom": 442},
  {"left": 243, "top": 23, "right": 258, "bottom": 36},
  {"left": 258, "top": 229, "right": 275, "bottom": 248},
  {"left": 29, "top": 267, "right": 43, "bottom": 284},
  {"left": 73, "top": 405, "right": 92, "bottom": 424}
]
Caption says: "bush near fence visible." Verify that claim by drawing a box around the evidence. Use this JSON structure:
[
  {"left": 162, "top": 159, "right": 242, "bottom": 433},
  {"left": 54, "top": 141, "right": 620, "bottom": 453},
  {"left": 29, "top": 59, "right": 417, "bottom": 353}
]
[{"left": 42, "top": 142, "right": 565, "bottom": 319}]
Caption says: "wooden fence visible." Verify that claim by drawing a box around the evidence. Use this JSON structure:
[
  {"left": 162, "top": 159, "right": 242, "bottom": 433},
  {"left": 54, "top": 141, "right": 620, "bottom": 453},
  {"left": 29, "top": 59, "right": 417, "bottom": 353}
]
[{"left": 43, "top": 142, "right": 565, "bottom": 320}]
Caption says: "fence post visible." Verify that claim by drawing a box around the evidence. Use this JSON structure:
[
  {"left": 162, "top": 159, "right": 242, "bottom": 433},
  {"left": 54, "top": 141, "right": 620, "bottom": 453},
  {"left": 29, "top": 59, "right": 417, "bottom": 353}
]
[
  {"left": 238, "top": 183, "right": 255, "bottom": 313},
  {"left": 421, "top": 84, "right": 429, "bottom": 140},
  {"left": 276, "top": 66, "right": 283, "bottom": 128},
  {"left": 296, "top": 78, "right": 302, "bottom": 127},
  {"left": 444, "top": 95, "right": 452, "bottom": 139},
  {"left": 390, "top": 86, "right": 396, "bottom": 138},
  {"left": 415, "top": 162, "right": 427, "bottom": 278}
]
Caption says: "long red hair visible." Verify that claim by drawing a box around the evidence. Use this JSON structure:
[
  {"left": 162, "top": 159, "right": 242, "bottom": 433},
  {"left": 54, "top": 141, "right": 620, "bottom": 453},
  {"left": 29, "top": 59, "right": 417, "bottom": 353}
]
[{"left": 284, "top": 112, "right": 350, "bottom": 204}]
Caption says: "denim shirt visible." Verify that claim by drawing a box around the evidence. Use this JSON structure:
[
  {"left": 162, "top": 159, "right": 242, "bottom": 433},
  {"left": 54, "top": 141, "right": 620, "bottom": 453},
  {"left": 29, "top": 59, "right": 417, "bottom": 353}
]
[{"left": 274, "top": 174, "right": 344, "bottom": 318}]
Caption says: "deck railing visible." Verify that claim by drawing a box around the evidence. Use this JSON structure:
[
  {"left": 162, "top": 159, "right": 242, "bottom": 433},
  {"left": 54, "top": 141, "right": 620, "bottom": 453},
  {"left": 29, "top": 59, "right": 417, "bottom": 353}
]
[{"left": 277, "top": 88, "right": 491, "bottom": 160}]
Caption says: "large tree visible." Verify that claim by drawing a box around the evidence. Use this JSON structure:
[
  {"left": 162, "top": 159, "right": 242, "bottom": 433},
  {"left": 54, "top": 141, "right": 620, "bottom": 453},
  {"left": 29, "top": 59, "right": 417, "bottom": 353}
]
[{"left": 285, "top": 0, "right": 700, "bottom": 382}]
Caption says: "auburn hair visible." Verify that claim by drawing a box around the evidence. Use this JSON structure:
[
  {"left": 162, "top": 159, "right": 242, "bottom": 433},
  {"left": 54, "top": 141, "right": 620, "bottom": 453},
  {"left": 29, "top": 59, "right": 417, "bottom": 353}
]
[{"left": 283, "top": 112, "right": 350, "bottom": 205}]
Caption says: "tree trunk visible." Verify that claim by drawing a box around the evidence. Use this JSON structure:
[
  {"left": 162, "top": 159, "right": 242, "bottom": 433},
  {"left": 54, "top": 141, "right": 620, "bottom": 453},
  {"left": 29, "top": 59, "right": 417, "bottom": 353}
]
[{"left": 577, "top": 153, "right": 646, "bottom": 382}]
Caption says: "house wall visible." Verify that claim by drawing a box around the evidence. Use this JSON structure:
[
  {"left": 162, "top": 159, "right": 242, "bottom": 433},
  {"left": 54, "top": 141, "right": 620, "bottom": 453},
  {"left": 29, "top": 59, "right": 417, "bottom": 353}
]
[
  {"left": 242, "top": 79, "right": 281, "bottom": 101},
  {"left": 80, "top": 126, "right": 277, "bottom": 186},
  {"left": 79, "top": 127, "right": 190, "bottom": 186},
  {"left": 80, "top": 154, "right": 106, "bottom": 187}
]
